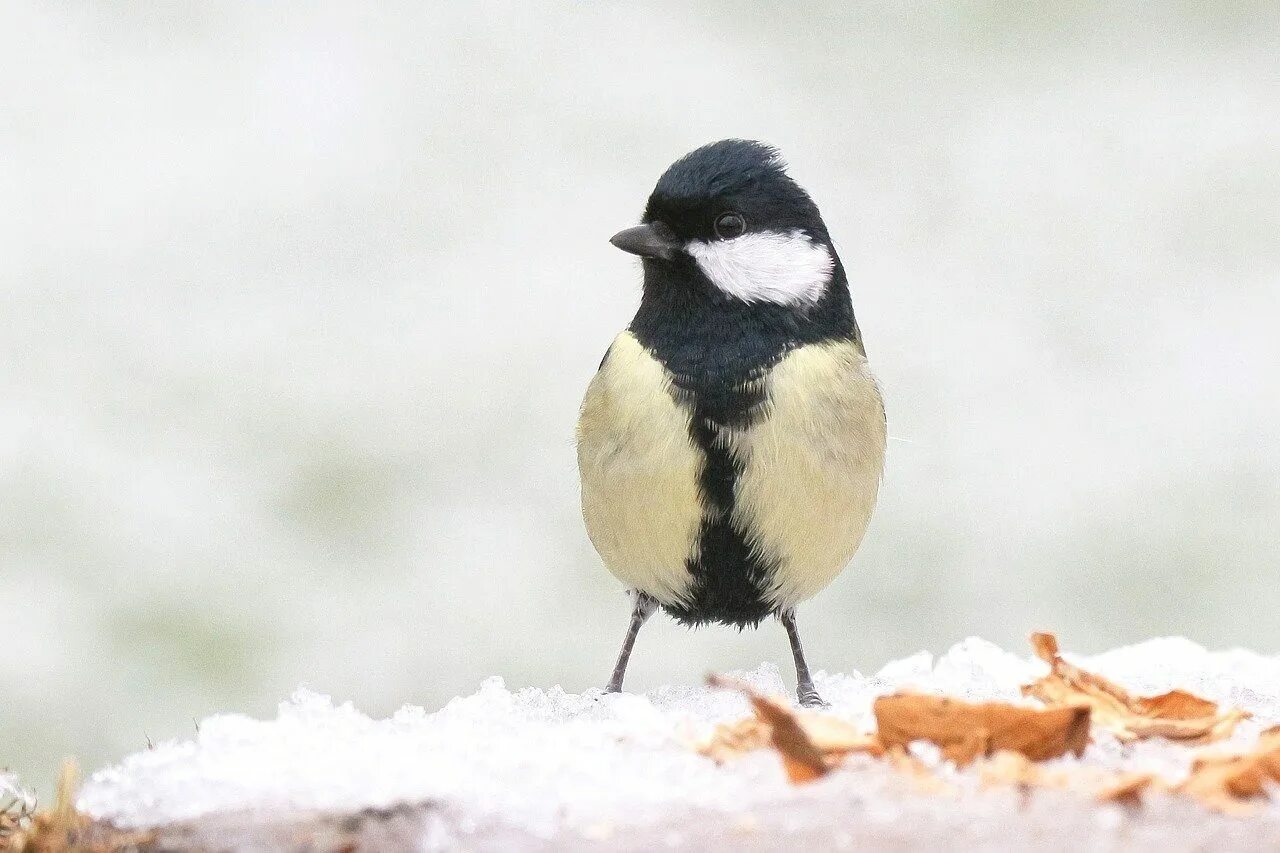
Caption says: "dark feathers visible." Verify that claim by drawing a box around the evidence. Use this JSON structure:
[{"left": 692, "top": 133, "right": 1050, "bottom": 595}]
[
  {"left": 623, "top": 139, "right": 864, "bottom": 627},
  {"left": 644, "top": 139, "right": 831, "bottom": 247}
]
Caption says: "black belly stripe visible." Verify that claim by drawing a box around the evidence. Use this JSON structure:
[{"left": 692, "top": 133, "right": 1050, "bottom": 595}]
[
  {"left": 662, "top": 377, "right": 779, "bottom": 628},
  {"left": 626, "top": 253, "right": 860, "bottom": 627}
]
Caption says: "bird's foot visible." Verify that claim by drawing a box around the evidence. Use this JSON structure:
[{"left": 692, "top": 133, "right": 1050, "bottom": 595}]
[{"left": 797, "top": 686, "right": 829, "bottom": 709}]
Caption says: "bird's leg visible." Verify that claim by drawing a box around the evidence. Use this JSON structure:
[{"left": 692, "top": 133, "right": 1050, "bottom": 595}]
[
  {"left": 779, "top": 608, "right": 827, "bottom": 708},
  {"left": 604, "top": 591, "right": 659, "bottom": 693}
]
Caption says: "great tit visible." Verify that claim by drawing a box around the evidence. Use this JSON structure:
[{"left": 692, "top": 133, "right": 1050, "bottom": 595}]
[{"left": 577, "top": 140, "right": 886, "bottom": 706}]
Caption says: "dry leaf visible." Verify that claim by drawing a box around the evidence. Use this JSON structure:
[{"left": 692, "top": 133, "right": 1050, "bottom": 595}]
[
  {"left": 703, "top": 676, "right": 880, "bottom": 783},
  {"left": 744, "top": 687, "right": 829, "bottom": 783},
  {"left": 885, "top": 746, "right": 956, "bottom": 795},
  {"left": 698, "top": 717, "right": 775, "bottom": 765},
  {"left": 977, "top": 750, "right": 1046, "bottom": 789},
  {"left": 1176, "top": 726, "right": 1280, "bottom": 815},
  {"left": 978, "top": 751, "right": 1155, "bottom": 808},
  {"left": 4, "top": 761, "right": 86, "bottom": 853},
  {"left": 1, "top": 761, "right": 152, "bottom": 853},
  {"left": 797, "top": 714, "right": 885, "bottom": 759},
  {"left": 1024, "top": 632, "right": 1248, "bottom": 744},
  {"left": 874, "top": 692, "right": 1090, "bottom": 765},
  {"left": 704, "top": 643, "right": 1272, "bottom": 816},
  {"left": 976, "top": 751, "right": 1046, "bottom": 791},
  {"left": 1096, "top": 773, "right": 1158, "bottom": 806}
]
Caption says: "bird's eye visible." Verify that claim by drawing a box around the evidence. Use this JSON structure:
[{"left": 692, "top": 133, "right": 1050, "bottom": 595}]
[{"left": 713, "top": 212, "right": 746, "bottom": 240}]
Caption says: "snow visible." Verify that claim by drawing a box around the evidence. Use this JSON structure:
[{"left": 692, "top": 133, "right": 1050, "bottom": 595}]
[{"left": 79, "top": 637, "right": 1280, "bottom": 838}]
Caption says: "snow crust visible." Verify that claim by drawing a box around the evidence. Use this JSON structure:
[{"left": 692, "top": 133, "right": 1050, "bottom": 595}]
[{"left": 79, "top": 637, "right": 1280, "bottom": 835}]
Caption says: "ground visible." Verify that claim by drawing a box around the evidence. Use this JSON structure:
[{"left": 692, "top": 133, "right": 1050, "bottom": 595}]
[{"left": 68, "top": 637, "right": 1280, "bottom": 851}]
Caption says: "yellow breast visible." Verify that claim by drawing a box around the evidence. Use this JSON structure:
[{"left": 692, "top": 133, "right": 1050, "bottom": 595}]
[
  {"left": 577, "top": 332, "right": 886, "bottom": 613},
  {"left": 576, "top": 332, "right": 703, "bottom": 606},
  {"left": 724, "top": 340, "right": 887, "bottom": 608}
]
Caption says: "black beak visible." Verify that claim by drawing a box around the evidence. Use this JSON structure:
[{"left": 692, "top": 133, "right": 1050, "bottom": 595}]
[{"left": 609, "top": 223, "right": 680, "bottom": 260}]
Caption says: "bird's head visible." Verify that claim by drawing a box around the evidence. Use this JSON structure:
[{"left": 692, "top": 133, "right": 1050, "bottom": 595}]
[{"left": 611, "top": 140, "right": 843, "bottom": 311}]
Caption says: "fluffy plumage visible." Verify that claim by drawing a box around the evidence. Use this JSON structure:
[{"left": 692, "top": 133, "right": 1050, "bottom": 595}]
[
  {"left": 578, "top": 139, "right": 886, "bottom": 704},
  {"left": 579, "top": 333, "right": 884, "bottom": 624},
  {"left": 577, "top": 332, "right": 703, "bottom": 606}
]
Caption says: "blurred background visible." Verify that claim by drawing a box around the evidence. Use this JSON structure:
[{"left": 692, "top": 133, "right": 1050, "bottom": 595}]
[{"left": 3, "top": 2, "right": 1278, "bottom": 797}]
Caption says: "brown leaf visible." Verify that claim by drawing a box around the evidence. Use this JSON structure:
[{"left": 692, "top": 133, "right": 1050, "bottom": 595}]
[
  {"left": 696, "top": 712, "right": 773, "bottom": 758},
  {"left": 4, "top": 761, "right": 86, "bottom": 853},
  {"left": 697, "top": 717, "right": 774, "bottom": 765},
  {"left": 796, "top": 714, "right": 885, "bottom": 759},
  {"left": 745, "top": 688, "right": 829, "bottom": 783},
  {"left": 978, "top": 752, "right": 1157, "bottom": 807},
  {"left": 885, "top": 746, "right": 956, "bottom": 795},
  {"left": 874, "top": 692, "right": 1090, "bottom": 765},
  {"left": 1, "top": 760, "right": 155, "bottom": 853},
  {"left": 1096, "top": 772, "right": 1158, "bottom": 806},
  {"left": 703, "top": 676, "right": 880, "bottom": 783},
  {"left": 1176, "top": 726, "right": 1280, "bottom": 815},
  {"left": 976, "top": 750, "right": 1044, "bottom": 789},
  {"left": 1024, "top": 632, "right": 1248, "bottom": 744},
  {"left": 703, "top": 647, "right": 1270, "bottom": 814}
]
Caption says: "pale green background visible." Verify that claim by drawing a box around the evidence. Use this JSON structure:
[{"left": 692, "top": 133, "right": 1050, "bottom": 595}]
[{"left": 3, "top": 3, "right": 1278, "bottom": 797}]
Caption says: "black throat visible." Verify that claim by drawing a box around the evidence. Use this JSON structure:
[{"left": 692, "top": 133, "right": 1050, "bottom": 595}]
[{"left": 627, "top": 256, "right": 859, "bottom": 627}]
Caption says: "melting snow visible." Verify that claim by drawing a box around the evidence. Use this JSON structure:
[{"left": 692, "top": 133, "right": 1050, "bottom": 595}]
[{"left": 79, "top": 638, "right": 1280, "bottom": 835}]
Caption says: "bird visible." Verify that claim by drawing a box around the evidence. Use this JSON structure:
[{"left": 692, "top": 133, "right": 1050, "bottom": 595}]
[{"left": 576, "top": 139, "right": 886, "bottom": 707}]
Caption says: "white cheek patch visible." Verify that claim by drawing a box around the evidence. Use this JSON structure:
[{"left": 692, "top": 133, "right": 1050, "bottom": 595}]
[{"left": 685, "top": 230, "right": 834, "bottom": 306}]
